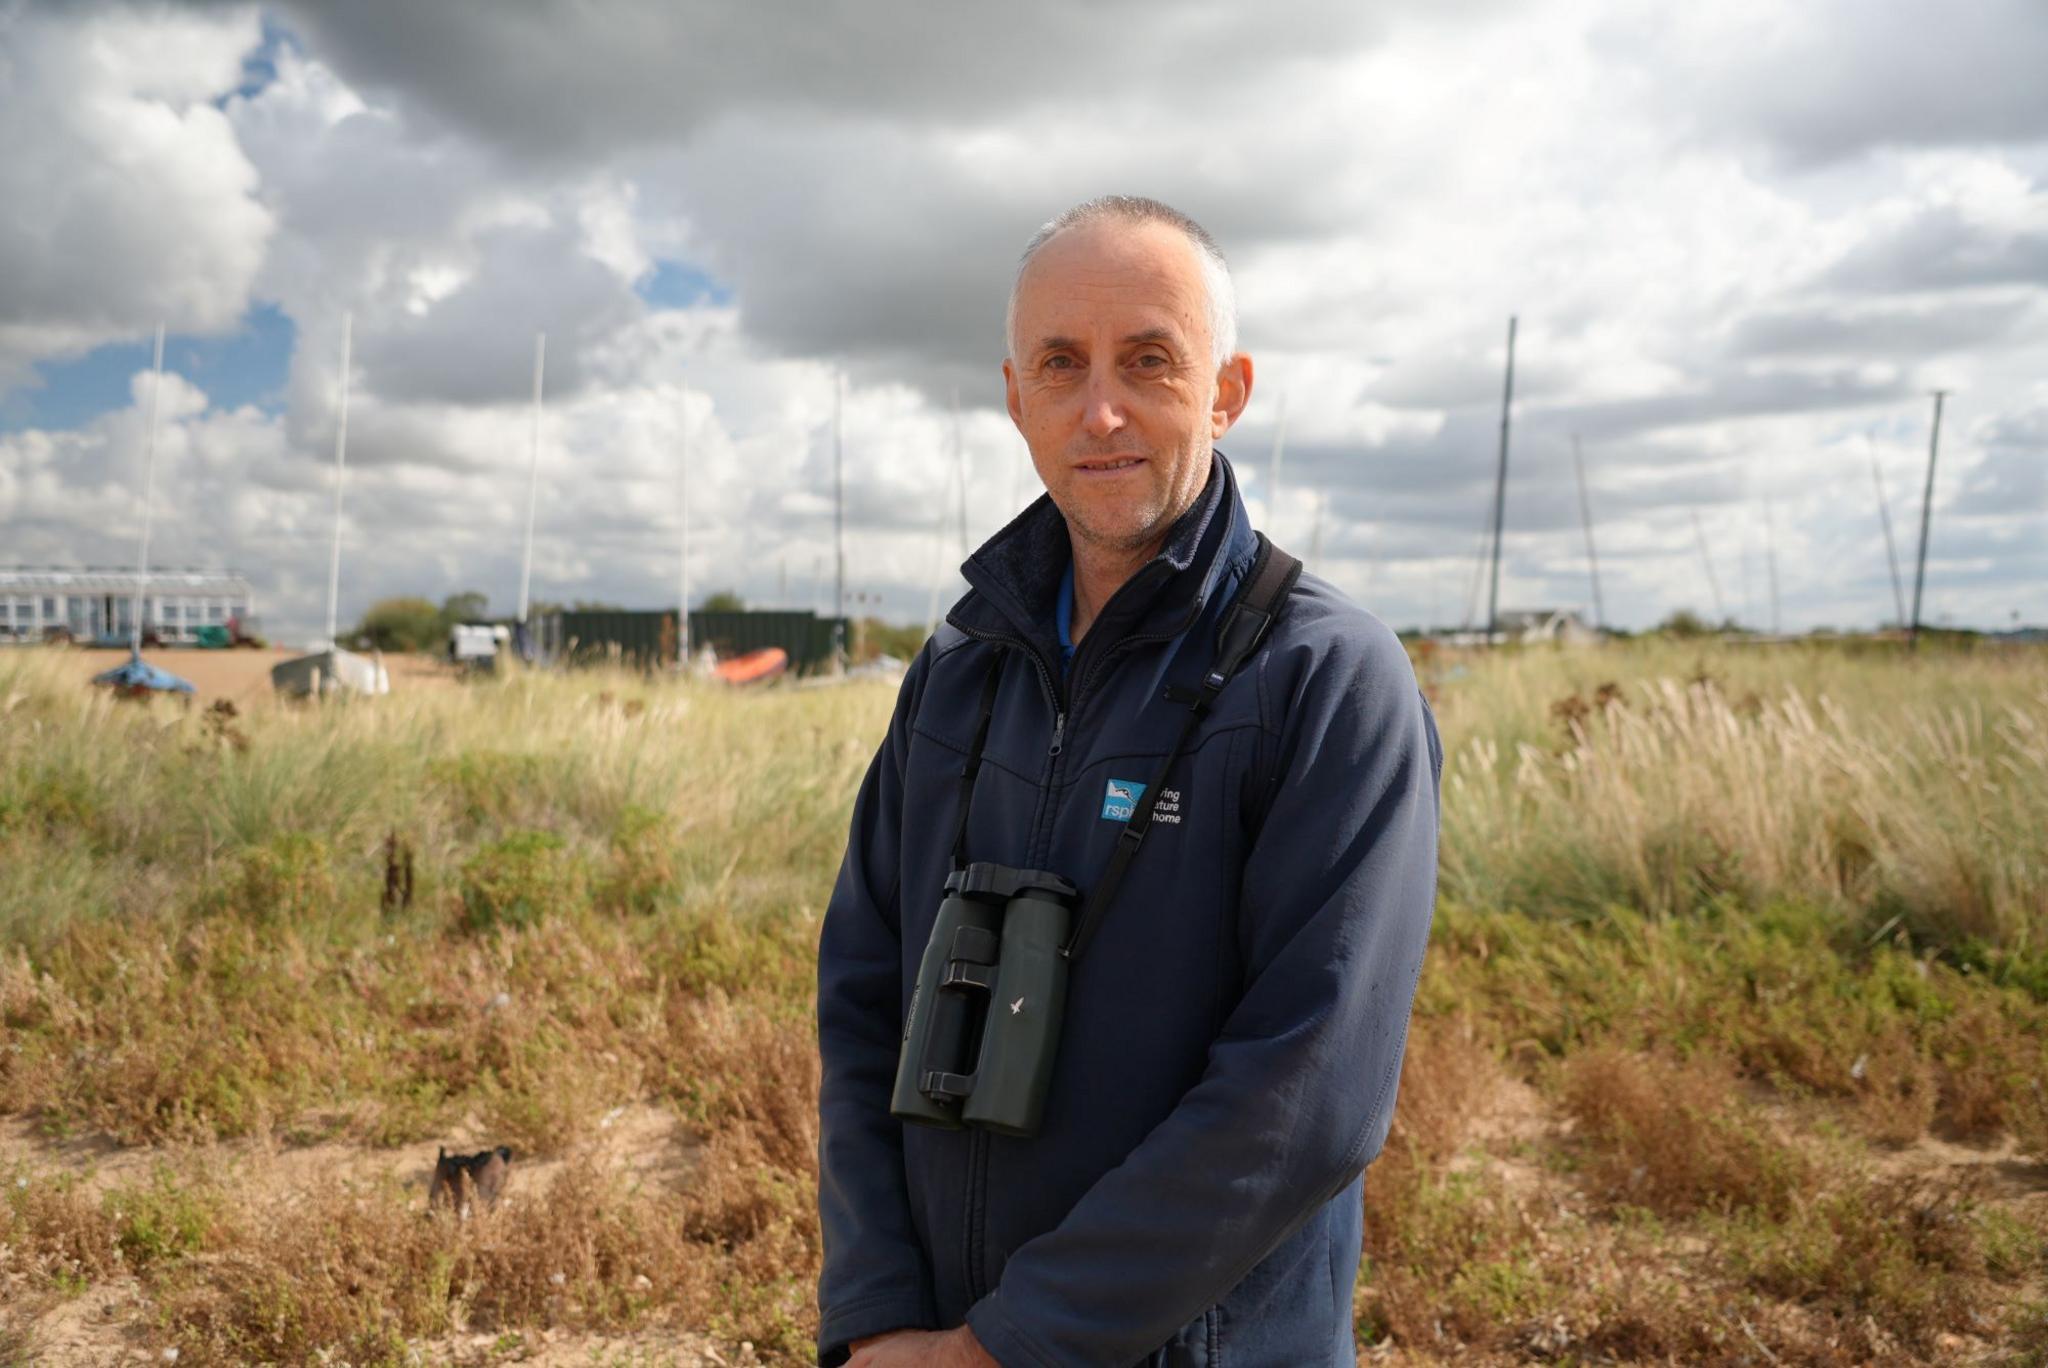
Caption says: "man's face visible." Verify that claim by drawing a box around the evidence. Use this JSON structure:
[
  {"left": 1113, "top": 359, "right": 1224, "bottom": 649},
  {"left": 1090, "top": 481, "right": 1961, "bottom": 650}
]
[{"left": 1004, "top": 220, "right": 1251, "bottom": 555}]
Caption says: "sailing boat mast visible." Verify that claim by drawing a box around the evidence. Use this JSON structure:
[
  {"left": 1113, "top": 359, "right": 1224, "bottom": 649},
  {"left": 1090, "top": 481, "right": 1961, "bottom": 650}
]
[
  {"left": 517, "top": 332, "right": 545, "bottom": 627},
  {"left": 1871, "top": 447, "right": 1907, "bottom": 630},
  {"left": 1764, "top": 498, "right": 1782, "bottom": 636},
  {"left": 1690, "top": 508, "right": 1727, "bottom": 624},
  {"left": 953, "top": 389, "right": 968, "bottom": 561},
  {"left": 1265, "top": 393, "right": 1288, "bottom": 535},
  {"left": 1571, "top": 433, "right": 1604, "bottom": 632},
  {"left": 323, "top": 312, "right": 352, "bottom": 647},
  {"left": 925, "top": 401, "right": 959, "bottom": 641},
  {"left": 1908, "top": 390, "right": 1947, "bottom": 648},
  {"left": 1484, "top": 316, "right": 1517, "bottom": 644},
  {"left": 833, "top": 371, "right": 846, "bottom": 620},
  {"left": 1307, "top": 490, "right": 1324, "bottom": 576},
  {"left": 677, "top": 380, "right": 691, "bottom": 666},
  {"left": 131, "top": 323, "right": 166, "bottom": 654}
]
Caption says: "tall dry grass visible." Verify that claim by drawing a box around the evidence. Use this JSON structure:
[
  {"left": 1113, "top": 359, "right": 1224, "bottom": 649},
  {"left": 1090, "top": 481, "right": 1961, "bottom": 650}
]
[
  {"left": 2, "top": 638, "right": 2044, "bottom": 1364},
  {"left": 1431, "top": 643, "right": 2048, "bottom": 959}
]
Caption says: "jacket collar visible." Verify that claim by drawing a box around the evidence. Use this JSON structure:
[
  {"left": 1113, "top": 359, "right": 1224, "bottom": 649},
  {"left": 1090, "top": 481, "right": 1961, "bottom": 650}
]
[{"left": 947, "top": 450, "right": 1259, "bottom": 669}]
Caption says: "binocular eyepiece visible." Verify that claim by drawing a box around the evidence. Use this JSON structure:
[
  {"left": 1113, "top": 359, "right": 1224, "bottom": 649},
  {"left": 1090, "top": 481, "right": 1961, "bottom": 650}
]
[{"left": 890, "top": 862, "right": 1079, "bottom": 1137}]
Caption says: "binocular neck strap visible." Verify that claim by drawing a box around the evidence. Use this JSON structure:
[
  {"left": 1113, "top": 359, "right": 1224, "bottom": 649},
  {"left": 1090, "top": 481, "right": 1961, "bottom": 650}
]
[
  {"left": 951, "top": 649, "right": 1006, "bottom": 871},
  {"left": 1062, "top": 533, "right": 1302, "bottom": 963}
]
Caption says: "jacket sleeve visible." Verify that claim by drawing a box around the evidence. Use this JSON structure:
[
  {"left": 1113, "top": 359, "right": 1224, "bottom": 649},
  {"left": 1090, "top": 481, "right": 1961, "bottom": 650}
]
[
  {"left": 965, "top": 622, "right": 1443, "bottom": 1368},
  {"left": 816, "top": 645, "right": 941, "bottom": 1366}
]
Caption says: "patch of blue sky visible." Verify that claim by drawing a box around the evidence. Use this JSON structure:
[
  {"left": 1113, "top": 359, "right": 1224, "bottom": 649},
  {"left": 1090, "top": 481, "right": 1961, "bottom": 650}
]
[
  {"left": 217, "top": 13, "right": 299, "bottom": 107},
  {"left": 636, "top": 259, "right": 734, "bottom": 309},
  {"left": 0, "top": 304, "right": 296, "bottom": 434}
]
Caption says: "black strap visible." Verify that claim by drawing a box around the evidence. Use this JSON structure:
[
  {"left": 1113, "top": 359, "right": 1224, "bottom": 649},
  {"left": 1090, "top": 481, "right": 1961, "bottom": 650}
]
[
  {"left": 1063, "top": 534, "right": 1302, "bottom": 962},
  {"left": 950, "top": 650, "right": 1005, "bottom": 870}
]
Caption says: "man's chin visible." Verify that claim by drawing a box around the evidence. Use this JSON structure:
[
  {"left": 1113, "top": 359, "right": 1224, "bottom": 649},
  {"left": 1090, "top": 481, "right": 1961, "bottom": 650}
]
[{"left": 1062, "top": 503, "right": 1170, "bottom": 555}]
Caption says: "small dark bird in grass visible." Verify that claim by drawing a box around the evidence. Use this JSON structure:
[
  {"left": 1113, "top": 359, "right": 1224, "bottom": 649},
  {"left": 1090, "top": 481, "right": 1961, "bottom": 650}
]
[{"left": 428, "top": 1144, "right": 512, "bottom": 1217}]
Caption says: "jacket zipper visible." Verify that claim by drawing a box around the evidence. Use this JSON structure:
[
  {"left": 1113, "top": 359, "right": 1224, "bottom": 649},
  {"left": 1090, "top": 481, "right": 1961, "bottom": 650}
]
[
  {"left": 940, "top": 581, "right": 1223, "bottom": 1301},
  {"left": 945, "top": 624, "right": 1064, "bottom": 1301}
]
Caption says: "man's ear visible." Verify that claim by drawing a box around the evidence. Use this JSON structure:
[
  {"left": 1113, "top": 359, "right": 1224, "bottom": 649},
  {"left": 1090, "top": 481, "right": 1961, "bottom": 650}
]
[
  {"left": 1003, "top": 358, "right": 1024, "bottom": 431},
  {"left": 1211, "top": 353, "right": 1253, "bottom": 438}
]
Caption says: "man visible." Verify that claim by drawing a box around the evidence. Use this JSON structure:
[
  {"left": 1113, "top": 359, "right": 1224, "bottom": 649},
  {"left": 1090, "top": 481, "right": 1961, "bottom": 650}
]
[{"left": 817, "top": 196, "right": 1442, "bottom": 1367}]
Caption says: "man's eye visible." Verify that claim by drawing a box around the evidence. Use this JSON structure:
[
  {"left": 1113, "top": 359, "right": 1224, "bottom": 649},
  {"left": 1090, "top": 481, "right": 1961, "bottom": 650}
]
[
  {"left": 1044, "top": 355, "right": 1077, "bottom": 371},
  {"left": 1132, "top": 353, "right": 1167, "bottom": 370}
]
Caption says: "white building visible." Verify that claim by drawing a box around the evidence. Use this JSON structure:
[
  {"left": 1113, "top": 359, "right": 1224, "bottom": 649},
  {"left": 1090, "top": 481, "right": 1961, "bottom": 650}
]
[
  {"left": 0, "top": 567, "right": 255, "bottom": 645},
  {"left": 1436, "top": 608, "right": 1603, "bottom": 647}
]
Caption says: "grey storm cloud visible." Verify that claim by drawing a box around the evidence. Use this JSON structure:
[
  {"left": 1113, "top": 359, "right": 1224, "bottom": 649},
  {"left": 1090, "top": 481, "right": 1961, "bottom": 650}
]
[
  {"left": 1736, "top": 1, "right": 2048, "bottom": 164},
  {"left": 236, "top": 0, "right": 1408, "bottom": 160},
  {"left": 1728, "top": 298, "right": 2035, "bottom": 360},
  {"left": 1595, "top": 0, "right": 2048, "bottom": 165},
  {"left": 1824, "top": 207, "right": 2048, "bottom": 295},
  {"left": 202, "top": 0, "right": 1438, "bottom": 397},
  {"left": 638, "top": 105, "right": 1406, "bottom": 399},
  {"left": 1541, "top": 368, "right": 1916, "bottom": 445}
]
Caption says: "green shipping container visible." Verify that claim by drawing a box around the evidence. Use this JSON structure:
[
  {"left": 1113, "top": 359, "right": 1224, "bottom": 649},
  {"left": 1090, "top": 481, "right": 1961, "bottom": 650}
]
[{"left": 553, "top": 609, "right": 849, "bottom": 674}]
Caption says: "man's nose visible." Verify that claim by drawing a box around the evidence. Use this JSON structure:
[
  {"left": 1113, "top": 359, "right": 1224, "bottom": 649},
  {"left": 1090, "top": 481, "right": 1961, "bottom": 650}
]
[{"left": 1080, "top": 365, "right": 1125, "bottom": 438}]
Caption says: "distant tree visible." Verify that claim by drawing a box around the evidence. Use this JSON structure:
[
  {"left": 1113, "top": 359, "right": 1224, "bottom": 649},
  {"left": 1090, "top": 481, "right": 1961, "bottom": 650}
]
[
  {"left": 700, "top": 590, "right": 746, "bottom": 613},
  {"left": 438, "top": 590, "right": 489, "bottom": 630},
  {"left": 569, "top": 599, "right": 627, "bottom": 612},
  {"left": 1657, "top": 609, "right": 1711, "bottom": 638},
  {"left": 857, "top": 618, "right": 928, "bottom": 663},
  {"left": 354, "top": 597, "right": 443, "bottom": 652}
]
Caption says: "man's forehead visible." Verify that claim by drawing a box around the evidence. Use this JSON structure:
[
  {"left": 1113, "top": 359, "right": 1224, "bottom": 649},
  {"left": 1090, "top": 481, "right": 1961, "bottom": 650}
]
[{"left": 1014, "top": 220, "right": 1207, "bottom": 339}]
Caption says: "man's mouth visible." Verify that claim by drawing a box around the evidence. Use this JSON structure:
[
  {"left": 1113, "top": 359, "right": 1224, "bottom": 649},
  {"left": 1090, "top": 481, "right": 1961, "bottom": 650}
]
[{"left": 1075, "top": 457, "right": 1145, "bottom": 473}]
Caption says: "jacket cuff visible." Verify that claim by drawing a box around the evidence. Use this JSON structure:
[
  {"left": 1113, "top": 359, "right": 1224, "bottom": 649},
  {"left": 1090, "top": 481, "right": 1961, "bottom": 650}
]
[
  {"left": 818, "top": 1290, "right": 939, "bottom": 1367},
  {"left": 965, "top": 1292, "right": 1063, "bottom": 1368}
]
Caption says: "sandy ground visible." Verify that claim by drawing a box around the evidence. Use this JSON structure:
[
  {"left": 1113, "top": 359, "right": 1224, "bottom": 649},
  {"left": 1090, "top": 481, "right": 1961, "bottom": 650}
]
[
  {"left": 8, "top": 1083, "right": 2041, "bottom": 1364},
  {"left": 53, "top": 646, "right": 458, "bottom": 705},
  {"left": 1, "top": 1103, "right": 715, "bottom": 1365}
]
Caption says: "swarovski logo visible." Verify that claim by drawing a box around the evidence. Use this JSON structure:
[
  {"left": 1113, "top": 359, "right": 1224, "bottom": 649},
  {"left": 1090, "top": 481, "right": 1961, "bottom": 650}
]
[{"left": 1009, "top": 996, "right": 1025, "bottom": 1016}]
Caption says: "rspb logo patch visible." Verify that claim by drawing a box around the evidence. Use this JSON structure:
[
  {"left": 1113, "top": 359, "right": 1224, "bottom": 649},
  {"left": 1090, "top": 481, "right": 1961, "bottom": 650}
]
[{"left": 1100, "top": 778, "right": 1147, "bottom": 821}]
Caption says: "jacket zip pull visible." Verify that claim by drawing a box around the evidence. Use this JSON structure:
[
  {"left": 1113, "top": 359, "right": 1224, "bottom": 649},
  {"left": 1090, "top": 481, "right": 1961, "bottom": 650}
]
[{"left": 1048, "top": 711, "right": 1066, "bottom": 757}]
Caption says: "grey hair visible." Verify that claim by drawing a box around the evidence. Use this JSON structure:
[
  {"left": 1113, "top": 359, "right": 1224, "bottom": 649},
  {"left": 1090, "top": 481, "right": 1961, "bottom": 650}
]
[{"left": 1004, "top": 195, "right": 1239, "bottom": 369}]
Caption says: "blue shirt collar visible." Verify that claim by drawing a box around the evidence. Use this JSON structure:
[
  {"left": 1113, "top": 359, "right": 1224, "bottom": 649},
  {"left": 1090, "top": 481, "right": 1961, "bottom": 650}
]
[{"left": 1054, "top": 559, "right": 1075, "bottom": 675}]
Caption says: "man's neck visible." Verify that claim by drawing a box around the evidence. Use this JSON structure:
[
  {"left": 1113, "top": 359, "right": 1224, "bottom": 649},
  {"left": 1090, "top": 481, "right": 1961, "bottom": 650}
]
[{"left": 1068, "top": 532, "right": 1166, "bottom": 644}]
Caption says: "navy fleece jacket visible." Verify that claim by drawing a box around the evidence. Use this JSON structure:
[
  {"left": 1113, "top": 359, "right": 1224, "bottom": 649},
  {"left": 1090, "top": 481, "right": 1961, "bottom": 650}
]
[{"left": 816, "top": 451, "right": 1442, "bottom": 1367}]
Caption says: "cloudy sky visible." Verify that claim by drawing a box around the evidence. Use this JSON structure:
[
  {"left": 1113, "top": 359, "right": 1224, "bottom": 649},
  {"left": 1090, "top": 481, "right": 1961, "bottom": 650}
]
[{"left": 2, "top": 0, "right": 2044, "bottom": 643}]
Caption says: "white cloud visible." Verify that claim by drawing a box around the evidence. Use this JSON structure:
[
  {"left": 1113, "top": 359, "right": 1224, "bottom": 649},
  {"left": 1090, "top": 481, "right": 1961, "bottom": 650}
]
[
  {"left": 1, "top": 0, "right": 2044, "bottom": 641},
  {"left": 0, "top": 4, "right": 273, "bottom": 385}
]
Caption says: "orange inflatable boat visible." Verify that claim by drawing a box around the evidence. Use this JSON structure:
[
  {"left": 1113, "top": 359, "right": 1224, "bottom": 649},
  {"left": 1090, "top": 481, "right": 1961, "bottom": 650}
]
[{"left": 712, "top": 647, "right": 787, "bottom": 685}]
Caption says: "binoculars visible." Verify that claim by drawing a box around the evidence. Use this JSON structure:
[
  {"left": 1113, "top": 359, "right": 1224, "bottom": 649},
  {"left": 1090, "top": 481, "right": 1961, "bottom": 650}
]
[{"left": 890, "top": 862, "right": 1080, "bottom": 1137}]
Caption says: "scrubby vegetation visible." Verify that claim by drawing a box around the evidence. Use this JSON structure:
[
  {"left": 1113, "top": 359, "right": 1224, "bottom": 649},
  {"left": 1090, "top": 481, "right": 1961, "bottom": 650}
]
[{"left": 1, "top": 640, "right": 2043, "bottom": 1364}]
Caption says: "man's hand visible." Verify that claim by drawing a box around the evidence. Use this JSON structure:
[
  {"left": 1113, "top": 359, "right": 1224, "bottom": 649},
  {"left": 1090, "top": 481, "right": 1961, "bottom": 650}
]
[{"left": 846, "top": 1326, "right": 998, "bottom": 1367}]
